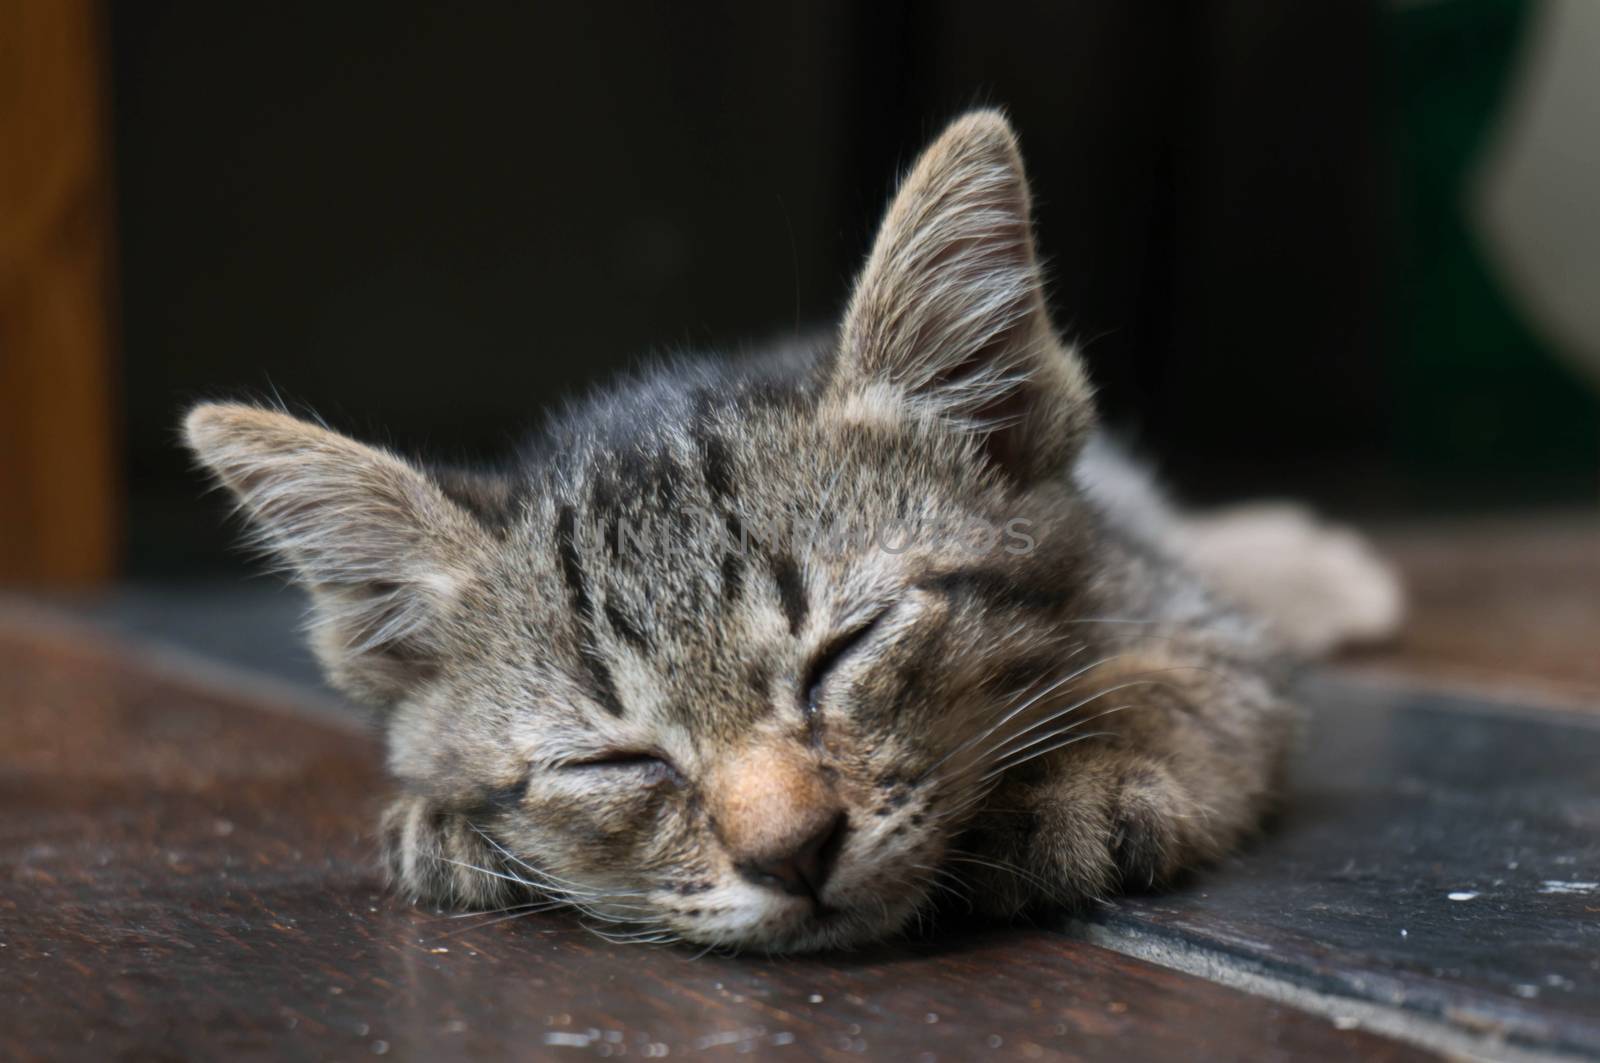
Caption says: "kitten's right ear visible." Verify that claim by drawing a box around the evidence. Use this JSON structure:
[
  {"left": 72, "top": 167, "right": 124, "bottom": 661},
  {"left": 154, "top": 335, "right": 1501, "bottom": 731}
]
[
  {"left": 832, "top": 110, "right": 1095, "bottom": 483},
  {"left": 184, "top": 402, "right": 485, "bottom": 705}
]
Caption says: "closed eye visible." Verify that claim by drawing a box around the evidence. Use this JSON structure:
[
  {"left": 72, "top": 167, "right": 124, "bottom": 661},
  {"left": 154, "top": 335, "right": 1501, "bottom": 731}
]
[
  {"left": 562, "top": 751, "right": 685, "bottom": 786},
  {"left": 804, "top": 606, "right": 894, "bottom": 712}
]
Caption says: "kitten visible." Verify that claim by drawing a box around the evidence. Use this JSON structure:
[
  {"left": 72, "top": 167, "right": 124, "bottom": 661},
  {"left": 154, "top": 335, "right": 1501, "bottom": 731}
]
[{"left": 184, "top": 111, "right": 1399, "bottom": 952}]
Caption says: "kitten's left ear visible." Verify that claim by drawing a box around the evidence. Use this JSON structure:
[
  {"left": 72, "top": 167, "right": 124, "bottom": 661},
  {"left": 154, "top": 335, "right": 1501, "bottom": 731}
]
[{"left": 833, "top": 110, "right": 1094, "bottom": 482}]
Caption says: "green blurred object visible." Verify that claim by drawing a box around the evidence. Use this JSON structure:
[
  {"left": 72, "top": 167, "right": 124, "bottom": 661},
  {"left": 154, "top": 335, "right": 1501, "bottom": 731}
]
[{"left": 1388, "top": 0, "right": 1598, "bottom": 505}]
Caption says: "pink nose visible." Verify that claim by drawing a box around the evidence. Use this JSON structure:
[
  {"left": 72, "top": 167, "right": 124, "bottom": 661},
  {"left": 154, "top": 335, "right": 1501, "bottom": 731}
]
[
  {"left": 711, "top": 745, "right": 849, "bottom": 901},
  {"left": 736, "top": 809, "right": 848, "bottom": 900}
]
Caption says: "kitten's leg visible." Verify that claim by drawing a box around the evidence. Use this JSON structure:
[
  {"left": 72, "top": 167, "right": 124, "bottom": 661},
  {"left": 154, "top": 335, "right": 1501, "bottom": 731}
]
[
  {"left": 1075, "top": 434, "right": 1402, "bottom": 656},
  {"left": 1170, "top": 503, "right": 1403, "bottom": 656},
  {"left": 957, "top": 652, "right": 1293, "bottom": 916}
]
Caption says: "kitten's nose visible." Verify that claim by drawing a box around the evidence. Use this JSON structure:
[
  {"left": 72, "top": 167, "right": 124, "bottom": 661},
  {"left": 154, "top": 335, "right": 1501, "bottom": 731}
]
[
  {"left": 713, "top": 745, "right": 849, "bottom": 902},
  {"left": 736, "top": 809, "right": 848, "bottom": 900}
]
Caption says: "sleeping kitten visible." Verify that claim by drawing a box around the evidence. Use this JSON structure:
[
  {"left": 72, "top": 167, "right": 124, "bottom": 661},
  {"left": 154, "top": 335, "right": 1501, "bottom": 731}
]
[{"left": 184, "top": 111, "right": 1399, "bottom": 952}]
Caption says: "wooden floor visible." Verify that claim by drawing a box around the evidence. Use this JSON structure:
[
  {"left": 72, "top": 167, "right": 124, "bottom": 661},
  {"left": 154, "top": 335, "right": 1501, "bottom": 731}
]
[
  {"left": 1354, "top": 513, "right": 1600, "bottom": 706},
  {"left": 0, "top": 614, "right": 1429, "bottom": 1063},
  {"left": 3, "top": 515, "right": 1597, "bottom": 1061}
]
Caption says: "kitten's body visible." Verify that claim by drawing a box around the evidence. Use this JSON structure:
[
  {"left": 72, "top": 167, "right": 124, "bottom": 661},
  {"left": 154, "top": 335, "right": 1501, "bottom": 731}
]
[{"left": 186, "top": 113, "right": 1398, "bottom": 951}]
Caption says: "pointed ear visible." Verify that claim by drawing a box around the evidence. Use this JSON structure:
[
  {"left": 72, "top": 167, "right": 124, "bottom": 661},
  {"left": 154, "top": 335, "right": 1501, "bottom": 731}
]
[
  {"left": 183, "top": 402, "right": 486, "bottom": 705},
  {"left": 834, "top": 110, "right": 1095, "bottom": 482}
]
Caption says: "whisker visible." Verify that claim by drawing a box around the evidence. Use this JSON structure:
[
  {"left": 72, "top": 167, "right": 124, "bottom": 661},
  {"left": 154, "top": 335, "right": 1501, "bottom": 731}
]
[
  {"left": 437, "top": 855, "right": 540, "bottom": 890},
  {"left": 914, "top": 647, "right": 1116, "bottom": 784},
  {"left": 913, "top": 862, "right": 974, "bottom": 913},
  {"left": 985, "top": 704, "right": 1131, "bottom": 767},
  {"left": 428, "top": 905, "right": 565, "bottom": 941},
  {"left": 471, "top": 824, "right": 638, "bottom": 895},
  {"left": 979, "top": 730, "right": 1119, "bottom": 783},
  {"left": 975, "top": 680, "right": 1166, "bottom": 764},
  {"left": 964, "top": 665, "right": 1209, "bottom": 776},
  {"left": 469, "top": 824, "right": 651, "bottom": 903},
  {"left": 1062, "top": 617, "right": 1156, "bottom": 626},
  {"left": 944, "top": 851, "right": 1056, "bottom": 897},
  {"left": 435, "top": 898, "right": 570, "bottom": 920}
]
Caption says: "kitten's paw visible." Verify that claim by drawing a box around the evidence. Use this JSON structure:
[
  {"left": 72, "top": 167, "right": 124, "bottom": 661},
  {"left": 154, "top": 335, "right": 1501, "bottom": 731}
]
[
  {"left": 1107, "top": 760, "right": 1205, "bottom": 891},
  {"left": 1174, "top": 503, "right": 1404, "bottom": 656},
  {"left": 381, "top": 795, "right": 511, "bottom": 910},
  {"left": 974, "top": 753, "right": 1204, "bottom": 909}
]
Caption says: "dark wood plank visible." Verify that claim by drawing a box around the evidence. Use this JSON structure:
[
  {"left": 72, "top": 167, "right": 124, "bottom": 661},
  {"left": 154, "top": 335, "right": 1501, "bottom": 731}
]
[
  {"left": 1082, "top": 673, "right": 1600, "bottom": 1060},
  {"left": 0, "top": 610, "right": 1429, "bottom": 1062},
  {"left": 0, "top": 0, "right": 119, "bottom": 588}
]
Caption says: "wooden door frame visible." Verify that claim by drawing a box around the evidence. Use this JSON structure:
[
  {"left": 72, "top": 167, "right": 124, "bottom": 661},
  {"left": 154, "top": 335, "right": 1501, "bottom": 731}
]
[{"left": 0, "top": 0, "right": 119, "bottom": 588}]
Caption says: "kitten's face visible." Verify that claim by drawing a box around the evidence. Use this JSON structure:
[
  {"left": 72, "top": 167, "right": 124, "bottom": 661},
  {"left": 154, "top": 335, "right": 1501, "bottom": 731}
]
[
  {"left": 385, "top": 391, "right": 1087, "bottom": 950},
  {"left": 187, "top": 111, "right": 1098, "bottom": 951}
]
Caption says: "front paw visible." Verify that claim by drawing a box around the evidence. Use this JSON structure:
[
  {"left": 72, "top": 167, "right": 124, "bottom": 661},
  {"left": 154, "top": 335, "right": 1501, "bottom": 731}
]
[
  {"left": 966, "top": 754, "right": 1209, "bottom": 910},
  {"left": 1106, "top": 761, "right": 1195, "bottom": 891},
  {"left": 381, "top": 794, "right": 512, "bottom": 909}
]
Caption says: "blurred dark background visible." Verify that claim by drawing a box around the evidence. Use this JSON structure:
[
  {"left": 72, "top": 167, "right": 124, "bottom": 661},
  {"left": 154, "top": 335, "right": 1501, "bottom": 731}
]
[{"left": 5, "top": 0, "right": 1597, "bottom": 589}]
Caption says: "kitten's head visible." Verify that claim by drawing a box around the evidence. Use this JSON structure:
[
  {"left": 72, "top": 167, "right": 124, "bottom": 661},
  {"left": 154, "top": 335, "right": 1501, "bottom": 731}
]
[{"left": 186, "top": 111, "right": 1101, "bottom": 951}]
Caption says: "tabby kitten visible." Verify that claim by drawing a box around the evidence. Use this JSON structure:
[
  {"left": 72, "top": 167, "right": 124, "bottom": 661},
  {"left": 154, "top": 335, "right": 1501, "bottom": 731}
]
[{"left": 185, "top": 112, "right": 1399, "bottom": 952}]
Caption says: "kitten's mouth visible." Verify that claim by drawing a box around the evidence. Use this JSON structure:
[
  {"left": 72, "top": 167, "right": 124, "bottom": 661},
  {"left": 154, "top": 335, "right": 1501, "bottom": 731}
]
[
  {"left": 738, "top": 890, "right": 909, "bottom": 952},
  {"left": 766, "top": 893, "right": 844, "bottom": 930},
  {"left": 801, "top": 902, "right": 845, "bottom": 926},
  {"left": 771, "top": 905, "right": 893, "bottom": 952}
]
